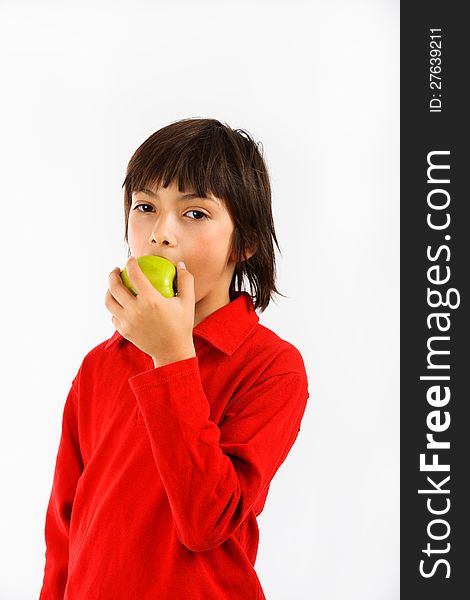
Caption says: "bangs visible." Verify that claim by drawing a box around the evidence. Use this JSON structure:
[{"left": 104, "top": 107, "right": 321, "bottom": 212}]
[{"left": 122, "top": 119, "right": 248, "bottom": 207}]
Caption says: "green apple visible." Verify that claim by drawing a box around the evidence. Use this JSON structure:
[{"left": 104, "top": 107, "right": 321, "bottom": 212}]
[{"left": 120, "top": 255, "right": 177, "bottom": 297}]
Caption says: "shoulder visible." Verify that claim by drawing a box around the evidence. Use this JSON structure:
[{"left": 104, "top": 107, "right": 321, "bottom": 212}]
[
  {"left": 223, "top": 322, "right": 310, "bottom": 424},
  {"left": 241, "top": 320, "right": 308, "bottom": 382},
  {"left": 71, "top": 332, "right": 124, "bottom": 389},
  {"left": 83, "top": 334, "right": 117, "bottom": 364}
]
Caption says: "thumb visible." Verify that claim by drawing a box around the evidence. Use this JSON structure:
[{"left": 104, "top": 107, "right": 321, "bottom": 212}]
[{"left": 175, "top": 261, "right": 194, "bottom": 300}]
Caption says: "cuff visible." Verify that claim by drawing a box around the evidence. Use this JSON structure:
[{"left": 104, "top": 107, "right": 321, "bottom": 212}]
[
  {"left": 128, "top": 355, "right": 200, "bottom": 390},
  {"left": 127, "top": 355, "right": 210, "bottom": 428}
]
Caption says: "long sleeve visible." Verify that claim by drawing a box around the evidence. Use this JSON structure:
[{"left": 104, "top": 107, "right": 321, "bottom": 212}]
[
  {"left": 39, "top": 381, "right": 83, "bottom": 600},
  {"left": 128, "top": 355, "right": 309, "bottom": 553}
]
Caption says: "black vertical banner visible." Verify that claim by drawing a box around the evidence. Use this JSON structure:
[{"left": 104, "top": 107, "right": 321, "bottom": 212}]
[{"left": 401, "top": 3, "right": 468, "bottom": 599}]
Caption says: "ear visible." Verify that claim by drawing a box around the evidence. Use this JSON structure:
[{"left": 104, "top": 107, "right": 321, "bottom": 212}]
[
  {"left": 230, "top": 243, "right": 257, "bottom": 263},
  {"left": 242, "top": 245, "right": 257, "bottom": 262}
]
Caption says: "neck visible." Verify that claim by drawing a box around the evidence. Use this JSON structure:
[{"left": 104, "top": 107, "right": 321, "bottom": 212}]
[{"left": 193, "top": 289, "right": 235, "bottom": 328}]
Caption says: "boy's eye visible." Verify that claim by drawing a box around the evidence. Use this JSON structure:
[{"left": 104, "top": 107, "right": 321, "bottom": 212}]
[
  {"left": 133, "top": 204, "right": 155, "bottom": 213},
  {"left": 133, "top": 204, "right": 208, "bottom": 220},
  {"left": 185, "top": 210, "right": 209, "bottom": 220}
]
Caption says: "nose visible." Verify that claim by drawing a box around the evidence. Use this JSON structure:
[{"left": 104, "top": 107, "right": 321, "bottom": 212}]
[{"left": 149, "top": 215, "right": 177, "bottom": 247}]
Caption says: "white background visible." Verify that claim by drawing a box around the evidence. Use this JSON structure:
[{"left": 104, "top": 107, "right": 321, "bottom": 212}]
[{"left": 0, "top": 0, "right": 399, "bottom": 598}]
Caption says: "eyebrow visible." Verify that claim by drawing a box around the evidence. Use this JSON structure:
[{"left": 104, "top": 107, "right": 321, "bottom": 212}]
[{"left": 135, "top": 188, "right": 220, "bottom": 205}]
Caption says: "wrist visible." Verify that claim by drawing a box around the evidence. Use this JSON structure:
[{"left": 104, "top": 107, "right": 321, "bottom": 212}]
[{"left": 151, "top": 346, "right": 196, "bottom": 368}]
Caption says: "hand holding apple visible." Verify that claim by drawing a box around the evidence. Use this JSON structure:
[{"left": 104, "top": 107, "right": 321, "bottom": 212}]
[{"left": 105, "top": 255, "right": 196, "bottom": 367}]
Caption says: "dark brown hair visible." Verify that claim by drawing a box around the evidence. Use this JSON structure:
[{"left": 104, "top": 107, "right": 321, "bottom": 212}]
[{"left": 122, "top": 117, "right": 286, "bottom": 312}]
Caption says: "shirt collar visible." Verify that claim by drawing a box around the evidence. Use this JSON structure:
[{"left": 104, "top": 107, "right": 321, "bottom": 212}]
[{"left": 104, "top": 290, "right": 259, "bottom": 356}]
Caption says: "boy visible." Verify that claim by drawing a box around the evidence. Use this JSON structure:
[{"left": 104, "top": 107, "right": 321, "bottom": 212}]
[{"left": 39, "top": 118, "right": 310, "bottom": 599}]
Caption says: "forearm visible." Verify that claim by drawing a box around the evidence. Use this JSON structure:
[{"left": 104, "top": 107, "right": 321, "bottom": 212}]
[{"left": 128, "top": 360, "right": 308, "bottom": 553}]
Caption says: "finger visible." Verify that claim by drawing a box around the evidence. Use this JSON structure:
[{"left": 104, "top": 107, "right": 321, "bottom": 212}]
[
  {"left": 108, "top": 266, "right": 137, "bottom": 306},
  {"left": 105, "top": 287, "right": 126, "bottom": 320},
  {"left": 111, "top": 315, "right": 122, "bottom": 332},
  {"left": 174, "top": 261, "right": 195, "bottom": 303},
  {"left": 125, "top": 256, "right": 156, "bottom": 297}
]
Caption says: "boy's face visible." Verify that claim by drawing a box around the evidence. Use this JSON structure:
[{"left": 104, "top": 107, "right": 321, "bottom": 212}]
[{"left": 127, "top": 179, "right": 240, "bottom": 326}]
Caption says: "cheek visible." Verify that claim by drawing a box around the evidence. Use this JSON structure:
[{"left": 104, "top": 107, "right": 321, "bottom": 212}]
[
  {"left": 127, "top": 217, "right": 137, "bottom": 239},
  {"left": 194, "top": 236, "right": 230, "bottom": 268},
  {"left": 197, "top": 225, "right": 234, "bottom": 255},
  {"left": 127, "top": 216, "right": 149, "bottom": 244}
]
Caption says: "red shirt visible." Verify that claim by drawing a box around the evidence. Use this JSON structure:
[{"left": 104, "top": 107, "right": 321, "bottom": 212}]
[{"left": 39, "top": 290, "right": 310, "bottom": 599}]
